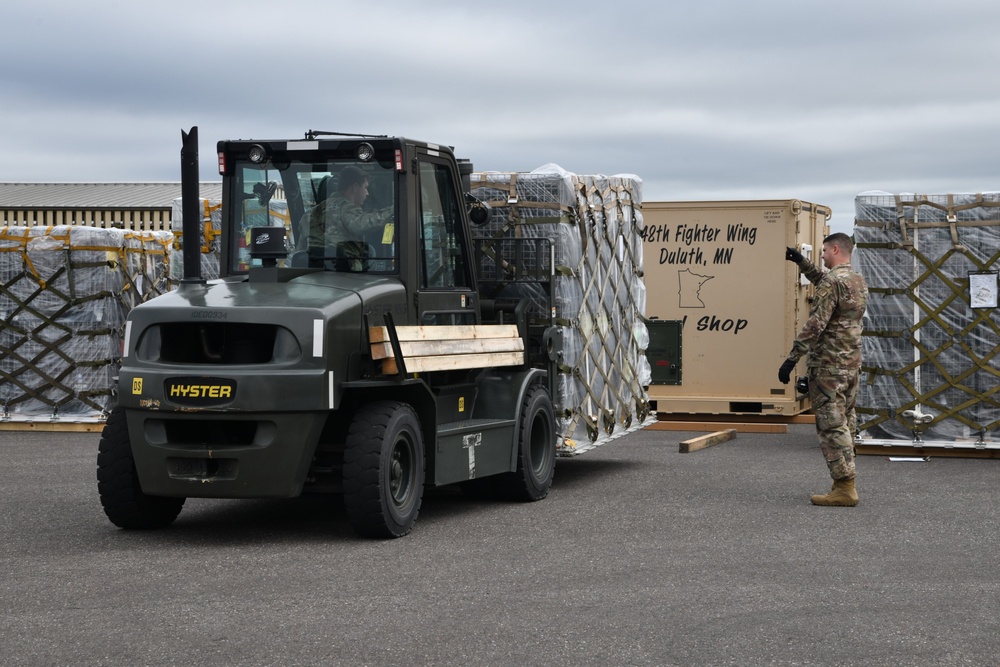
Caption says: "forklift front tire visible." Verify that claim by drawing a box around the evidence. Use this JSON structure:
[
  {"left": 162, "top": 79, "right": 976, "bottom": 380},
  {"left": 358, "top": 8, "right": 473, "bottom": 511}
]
[{"left": 97, "top": 408, "right": 185, "bottom": 530}]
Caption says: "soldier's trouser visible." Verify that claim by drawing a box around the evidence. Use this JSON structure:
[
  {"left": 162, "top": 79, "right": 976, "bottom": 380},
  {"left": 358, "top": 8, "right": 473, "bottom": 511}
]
[{"left": 808, "top": 368, "right": 859, "bottom": 481}]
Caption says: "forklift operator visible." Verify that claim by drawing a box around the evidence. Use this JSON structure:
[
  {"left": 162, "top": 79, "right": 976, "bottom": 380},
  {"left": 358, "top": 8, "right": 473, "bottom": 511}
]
[{"left": 306, "top": 165, "right": 393, "bottom": 269}]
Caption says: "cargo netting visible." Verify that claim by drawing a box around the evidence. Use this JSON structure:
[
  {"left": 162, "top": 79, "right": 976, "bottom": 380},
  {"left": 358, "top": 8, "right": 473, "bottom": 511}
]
[
  {"left": 0, "top": 226, "right": 171, "bottom": 421},
  {"left": 854, "top": 192, "right": 1000, "bottom": 447},
  {"left": 471, "top": 165, "right": 653, "bottom": 455}
]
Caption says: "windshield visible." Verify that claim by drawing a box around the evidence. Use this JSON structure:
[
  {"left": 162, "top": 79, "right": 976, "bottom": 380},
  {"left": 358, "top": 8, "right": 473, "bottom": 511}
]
[{"left": 230, "top": 157, "right": 397, "bottom": 274}]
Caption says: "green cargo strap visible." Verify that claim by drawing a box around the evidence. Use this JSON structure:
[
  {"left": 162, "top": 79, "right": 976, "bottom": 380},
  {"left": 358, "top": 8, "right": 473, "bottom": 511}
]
[{"left": 868, "top": 287, "right": 909, "bottom": 296}]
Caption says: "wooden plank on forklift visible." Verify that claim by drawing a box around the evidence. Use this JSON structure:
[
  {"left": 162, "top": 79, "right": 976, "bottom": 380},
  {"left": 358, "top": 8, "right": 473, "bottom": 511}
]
[
  {"left": 369, "top": 324, "right": 520, "bottom": 343},
  {"left": 370, "top": 336, "right": 523, "bottom": 361},
  {"left": 370, "top": 324, "right": 525, "bottom": 374},
  {"left": 679, "top": 428, "right": 737, "bottom": 453},
  {"left": 380, "top": 351, "right": 525, "bottom": 375}
]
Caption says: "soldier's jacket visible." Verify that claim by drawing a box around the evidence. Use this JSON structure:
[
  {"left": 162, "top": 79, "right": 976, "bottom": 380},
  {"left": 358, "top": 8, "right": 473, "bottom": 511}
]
[
  {"left": 789, "top": 258, "right": 868, "bottom": 370},
  {"left": 306, "top": 195, "right": 392, "bottom": 251}
]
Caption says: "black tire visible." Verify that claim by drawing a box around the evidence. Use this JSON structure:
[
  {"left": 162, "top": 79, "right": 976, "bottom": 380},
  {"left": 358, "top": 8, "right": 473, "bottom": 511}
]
[
  {"left": 496, "top": 385, "right": 556, "bottom": 501},
  {"left": 343, "top": 401, "right": 425, "bottom": 538},
  {"left": 96, "top": 408, "right": 184, "bottom": 529}
]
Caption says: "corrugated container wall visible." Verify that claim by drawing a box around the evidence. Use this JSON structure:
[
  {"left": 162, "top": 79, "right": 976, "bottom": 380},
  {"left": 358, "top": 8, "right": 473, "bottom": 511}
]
[{"left": 642, "top": 200, "right": 830, "bottom": 416}]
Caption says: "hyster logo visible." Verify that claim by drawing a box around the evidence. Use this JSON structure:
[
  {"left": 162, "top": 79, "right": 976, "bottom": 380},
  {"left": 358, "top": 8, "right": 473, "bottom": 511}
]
[
  {"left": 255, "top": 233, "right": 270, "bottom": 245},
  {"left": 165, "top": 377, "right": 236, "bottom": 406},
  {"left": 170, "top": 384, "right": 232, "bottom": 399}
]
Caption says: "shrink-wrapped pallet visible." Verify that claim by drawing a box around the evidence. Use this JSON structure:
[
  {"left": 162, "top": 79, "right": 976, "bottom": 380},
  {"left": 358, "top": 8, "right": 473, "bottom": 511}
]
[
  {"left": 471, "top": 165, "right": 652, "bottom": 455},
  {"left": 0, "top": 226, "right": 126, "bottom": 419},
  {"left": 854, "top": 192, "right": 1000, "bottom": 446}
]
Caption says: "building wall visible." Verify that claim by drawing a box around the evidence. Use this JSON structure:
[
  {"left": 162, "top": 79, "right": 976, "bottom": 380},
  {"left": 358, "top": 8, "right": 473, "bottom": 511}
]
[{"left": 1, "top": 207, "right": 172, "bottom": 231}]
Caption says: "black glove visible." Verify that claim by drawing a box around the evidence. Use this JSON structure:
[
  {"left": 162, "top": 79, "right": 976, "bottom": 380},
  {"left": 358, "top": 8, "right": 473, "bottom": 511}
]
[
  {"left": 778, "top": 358, "right": 796, "bottom": 384},
  {"left": 785, "top": 247, "right": 804, "bottom": 264}
]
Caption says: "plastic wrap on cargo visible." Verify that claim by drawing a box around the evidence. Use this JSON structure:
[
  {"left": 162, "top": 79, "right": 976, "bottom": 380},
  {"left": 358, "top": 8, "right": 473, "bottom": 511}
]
[
  {"left": 471, "top": 166, "right": 652, "bottom": 455},
  {"left": 854, "top": 191, "right": 1000, "bottom": 445},
  {"left": 123, "top": 231, "right": 172, "bottom": 310},
  {"left": 0, "top": 226, "right": 127, "bottom": 419}
]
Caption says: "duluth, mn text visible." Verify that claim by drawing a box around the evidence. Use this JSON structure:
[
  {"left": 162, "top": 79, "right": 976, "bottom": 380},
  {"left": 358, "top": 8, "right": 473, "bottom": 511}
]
[
  {"left": 644, "top": 223, "right": 719, "bottom": 266},
  {"left": 641, "top": 222, "right": 757, "bottom": 266}
]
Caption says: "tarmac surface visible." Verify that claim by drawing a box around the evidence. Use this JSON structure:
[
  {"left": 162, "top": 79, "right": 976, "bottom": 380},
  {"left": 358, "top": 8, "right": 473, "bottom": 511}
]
[{"left": 2, "top": 423, "right": 999, "bottom": 666}]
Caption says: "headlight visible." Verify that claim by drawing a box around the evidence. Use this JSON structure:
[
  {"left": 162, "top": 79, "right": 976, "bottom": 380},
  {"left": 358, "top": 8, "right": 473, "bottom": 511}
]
[
  {"left": 355, "top": 142, "right": 375, "bottom": 162},
  {"left": 247, "top": 144, "right": 268, "bottom": 164}
]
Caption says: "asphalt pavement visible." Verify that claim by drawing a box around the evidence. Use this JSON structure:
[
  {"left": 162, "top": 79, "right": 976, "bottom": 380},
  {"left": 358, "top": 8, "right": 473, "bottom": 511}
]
[{"left": 2, "top": 424, "right": 998, "bottom": 666}]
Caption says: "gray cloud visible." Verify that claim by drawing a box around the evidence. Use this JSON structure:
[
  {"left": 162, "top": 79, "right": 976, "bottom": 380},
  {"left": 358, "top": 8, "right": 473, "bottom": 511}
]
[{"left": 2, "top": 0, "right": 999, "bottom": 234}]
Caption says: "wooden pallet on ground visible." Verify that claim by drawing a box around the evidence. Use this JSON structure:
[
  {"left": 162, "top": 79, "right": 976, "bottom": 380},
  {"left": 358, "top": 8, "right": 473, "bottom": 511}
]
[
  {"left": 856, "top": 443, "right": 1000, "bottom": 460},
  {"left": 646, "top": 412, "right": 815, "bottom": 435},
  {"left": 0, "top": 420, "right": 105, "bottom": 433}
]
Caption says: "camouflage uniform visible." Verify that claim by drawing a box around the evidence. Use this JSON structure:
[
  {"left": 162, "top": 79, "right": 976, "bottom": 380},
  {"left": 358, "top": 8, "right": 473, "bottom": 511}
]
[
  {"left": 307, "top": 195, "right": 392, "bottom": 253},
  {"left": 786, "top": 258, "right": 868, "bottom": 481}
]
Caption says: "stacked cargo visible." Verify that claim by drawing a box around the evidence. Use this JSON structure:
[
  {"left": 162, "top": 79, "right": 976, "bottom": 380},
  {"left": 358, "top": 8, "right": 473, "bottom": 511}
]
[
  {"left": 854, "top": 192, "right": 1000, "bottom": 447},
  {"left": 0, "top": 227, "right": 125, "bottom": 419},
  {"left": 470, "top": 165, "right": 652, "bottom": 455}
]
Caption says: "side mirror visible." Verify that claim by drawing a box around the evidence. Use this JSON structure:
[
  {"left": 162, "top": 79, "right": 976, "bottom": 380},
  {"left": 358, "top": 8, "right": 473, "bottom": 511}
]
[{"left": 253, "top": 181, "right": 278, "bottom": 206}]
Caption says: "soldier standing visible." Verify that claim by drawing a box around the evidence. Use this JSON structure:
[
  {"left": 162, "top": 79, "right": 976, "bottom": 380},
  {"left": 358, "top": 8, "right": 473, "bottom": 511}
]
[{"left": 779, "top": 233, "right": 868, "bottom": 506}]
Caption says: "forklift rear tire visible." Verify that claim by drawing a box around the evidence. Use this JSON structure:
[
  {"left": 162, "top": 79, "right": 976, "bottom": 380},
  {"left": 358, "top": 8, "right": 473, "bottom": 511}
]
[
  {"left": 97, "top": 408, "right": 185, "bottom": 529},
  {"left": 343, "top": 401, "right": 425, "bottom": 538},
  {"left": 497, "top": 384, "right": 556, "bottom": 501}
]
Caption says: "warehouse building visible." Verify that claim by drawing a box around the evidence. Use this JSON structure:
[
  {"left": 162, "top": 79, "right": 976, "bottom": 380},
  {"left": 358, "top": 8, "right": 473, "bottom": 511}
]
[
  {"left": 0, "top": 182, "right": 221, "bottom": 230},
  {"left": 1, "top": 182, "right": 220, "bottom": 423}
]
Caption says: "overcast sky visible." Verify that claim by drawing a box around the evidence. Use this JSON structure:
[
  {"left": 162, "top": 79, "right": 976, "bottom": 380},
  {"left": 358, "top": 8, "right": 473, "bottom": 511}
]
[{"left": 3, "top": 0, "right": 999, "bottom": 235}]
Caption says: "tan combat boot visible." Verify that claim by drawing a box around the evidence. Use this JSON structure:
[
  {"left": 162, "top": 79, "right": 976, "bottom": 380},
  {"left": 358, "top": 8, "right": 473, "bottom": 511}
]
[{"left": 810, "top": 478, "right": 858, "bottom": 507}]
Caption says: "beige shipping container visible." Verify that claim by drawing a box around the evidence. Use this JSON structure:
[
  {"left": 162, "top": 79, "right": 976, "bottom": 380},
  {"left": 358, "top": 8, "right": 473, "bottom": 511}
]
[{"left": 642, "top": 199, "right": 830, "bottom": 416}]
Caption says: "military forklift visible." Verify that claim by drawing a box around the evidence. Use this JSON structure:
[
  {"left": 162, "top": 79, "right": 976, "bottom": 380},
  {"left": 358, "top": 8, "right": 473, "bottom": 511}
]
[{"left": 97, "top": 127, "right": 558, "bottom": 538}]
